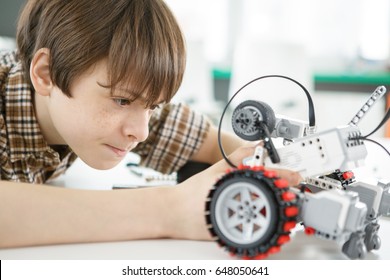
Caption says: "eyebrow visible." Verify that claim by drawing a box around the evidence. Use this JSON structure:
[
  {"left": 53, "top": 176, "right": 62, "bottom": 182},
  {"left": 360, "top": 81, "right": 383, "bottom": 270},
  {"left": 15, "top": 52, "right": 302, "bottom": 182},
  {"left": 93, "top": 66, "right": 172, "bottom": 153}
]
[{"left": 97, "top": 81, "right": 167, "bottom": 105}]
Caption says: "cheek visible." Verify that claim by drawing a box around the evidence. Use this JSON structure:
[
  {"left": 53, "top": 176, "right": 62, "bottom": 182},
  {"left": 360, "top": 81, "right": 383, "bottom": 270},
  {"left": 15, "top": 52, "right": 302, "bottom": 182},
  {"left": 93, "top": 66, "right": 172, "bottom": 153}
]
[
  {"left": 50, "top": 92, "right": 122, "bottom": 139},
  {"left": 85, "top": 105, "right": 126, "bottom": 139},
  {"left": 52, "top": 100, "right": 102, "bottom": 139},
  {"left": 92, "top": 106, "right": 120, "bottom": 129}
]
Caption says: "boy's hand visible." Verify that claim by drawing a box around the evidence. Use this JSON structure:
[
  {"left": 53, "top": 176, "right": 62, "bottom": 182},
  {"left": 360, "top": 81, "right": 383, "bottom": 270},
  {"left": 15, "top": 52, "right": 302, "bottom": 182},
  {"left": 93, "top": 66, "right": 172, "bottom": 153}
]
[{"left": 170, "top": 143, "right": 302, "bottom": 241}]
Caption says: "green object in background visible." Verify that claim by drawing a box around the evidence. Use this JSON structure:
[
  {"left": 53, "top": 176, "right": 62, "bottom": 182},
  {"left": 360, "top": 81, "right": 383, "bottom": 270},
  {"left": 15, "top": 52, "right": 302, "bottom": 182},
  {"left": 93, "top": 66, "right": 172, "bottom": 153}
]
[
  {"left": 314, "top": 72, "right": 390, "bottom": 85},
  {"left": 213, "top": 68, "right": 232, "bottom": 80},
  {"left": 213, "top": 67, "right": 390, "bottom": 85}
]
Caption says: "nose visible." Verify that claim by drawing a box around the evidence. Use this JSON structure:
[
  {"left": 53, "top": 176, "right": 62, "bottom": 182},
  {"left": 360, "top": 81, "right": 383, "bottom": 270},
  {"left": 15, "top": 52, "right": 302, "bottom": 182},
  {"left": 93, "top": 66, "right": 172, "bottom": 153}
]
[{"left": 122, "top": 109, "right": 150, "bottom": 142}]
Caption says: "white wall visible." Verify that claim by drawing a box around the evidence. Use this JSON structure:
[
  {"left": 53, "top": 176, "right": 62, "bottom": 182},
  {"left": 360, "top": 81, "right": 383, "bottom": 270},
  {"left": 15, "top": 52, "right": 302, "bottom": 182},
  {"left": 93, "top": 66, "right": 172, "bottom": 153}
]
[{"left": 167, "top": 0, "right": 390, "bottom": 136}]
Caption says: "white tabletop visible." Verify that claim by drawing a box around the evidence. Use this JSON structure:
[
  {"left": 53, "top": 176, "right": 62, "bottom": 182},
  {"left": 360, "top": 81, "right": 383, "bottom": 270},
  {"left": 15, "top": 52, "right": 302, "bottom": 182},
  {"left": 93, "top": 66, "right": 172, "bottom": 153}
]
[
  {"left": 0, "top": 220, "right": 389, "bottom": 260},
  {"left": 1, "top": 139, "right": 390, "bottom": 260}
]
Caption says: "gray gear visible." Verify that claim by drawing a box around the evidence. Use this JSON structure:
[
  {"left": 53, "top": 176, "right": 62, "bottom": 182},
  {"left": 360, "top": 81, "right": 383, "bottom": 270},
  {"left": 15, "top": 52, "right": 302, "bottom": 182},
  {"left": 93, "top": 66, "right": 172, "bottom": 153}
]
[
  {"left": 232, "top": 107, "right": 260, "bottom": 138},
  {"left": 231, "top": 100, "right": 276, "bottom": 141}
]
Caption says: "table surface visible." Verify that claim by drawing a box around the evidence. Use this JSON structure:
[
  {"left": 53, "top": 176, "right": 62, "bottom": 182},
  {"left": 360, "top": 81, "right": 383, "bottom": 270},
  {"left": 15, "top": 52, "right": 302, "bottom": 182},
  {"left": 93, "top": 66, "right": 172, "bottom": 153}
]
[
  {"left": 0, "top": 220, "right": 389, "bottom": 260},
  {"left": 1, "top": 139, "right": 390, "bottom": 260}
]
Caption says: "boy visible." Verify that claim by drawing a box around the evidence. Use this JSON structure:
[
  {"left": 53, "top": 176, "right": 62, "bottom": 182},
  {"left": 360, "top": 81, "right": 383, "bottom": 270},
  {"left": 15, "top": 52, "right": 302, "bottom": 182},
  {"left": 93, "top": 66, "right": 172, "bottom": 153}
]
[{"left": 0, "top": 0, "right": 300, "bottom": 248}]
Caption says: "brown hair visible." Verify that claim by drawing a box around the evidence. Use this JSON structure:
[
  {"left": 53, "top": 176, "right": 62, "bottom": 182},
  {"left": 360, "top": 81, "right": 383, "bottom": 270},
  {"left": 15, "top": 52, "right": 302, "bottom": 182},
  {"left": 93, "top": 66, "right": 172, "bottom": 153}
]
[{"left": 16, "top": 0, "right": 186, "bottom": 105}]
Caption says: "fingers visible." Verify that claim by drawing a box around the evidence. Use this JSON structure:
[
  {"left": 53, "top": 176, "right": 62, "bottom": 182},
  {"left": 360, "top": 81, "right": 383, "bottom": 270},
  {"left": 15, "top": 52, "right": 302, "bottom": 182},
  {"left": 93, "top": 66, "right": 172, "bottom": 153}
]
[
  {"left": 234, "top": 142, "right": 302, "bottom": 187},
  {"left": 211, "top": 141, "right": 302, "bottom": 187},
  {"left": 269, "top": 168, "right": 303, "bottom": 187},
  {"left": 226, "top": 142, "right": 261, "bottom": 167}
]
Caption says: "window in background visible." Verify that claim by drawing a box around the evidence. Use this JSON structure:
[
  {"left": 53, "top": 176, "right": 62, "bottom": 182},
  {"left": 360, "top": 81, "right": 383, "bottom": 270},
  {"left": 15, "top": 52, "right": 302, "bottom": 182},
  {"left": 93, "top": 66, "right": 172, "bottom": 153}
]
[
  {"left": 165, "top": 0, "right": 230, "bottom": 120},
  {"left": 166, "top": 0, "right": 390, "bottom": 136},
  {"left": 358, "top": 0, "right": 390, "bottom": 61},
  {"left": 165, "top": 0, "right": 230, "bottom": 68},
  {"left": 167, "top": 0, "right": 390, "bottom": 71}
]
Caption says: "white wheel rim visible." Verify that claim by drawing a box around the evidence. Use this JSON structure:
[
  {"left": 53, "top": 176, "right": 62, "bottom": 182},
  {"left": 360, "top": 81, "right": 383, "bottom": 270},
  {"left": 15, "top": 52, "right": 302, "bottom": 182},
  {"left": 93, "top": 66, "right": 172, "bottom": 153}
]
[{"left": 215, "top": 181, "right": 273, "bottom": 245}]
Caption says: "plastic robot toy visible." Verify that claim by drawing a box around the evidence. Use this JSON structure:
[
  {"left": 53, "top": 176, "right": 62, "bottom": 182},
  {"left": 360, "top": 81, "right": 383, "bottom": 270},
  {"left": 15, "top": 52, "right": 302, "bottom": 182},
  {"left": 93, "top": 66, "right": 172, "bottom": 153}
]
[{"left": 205, "top": 75, "right": 390, "bottom": 260}]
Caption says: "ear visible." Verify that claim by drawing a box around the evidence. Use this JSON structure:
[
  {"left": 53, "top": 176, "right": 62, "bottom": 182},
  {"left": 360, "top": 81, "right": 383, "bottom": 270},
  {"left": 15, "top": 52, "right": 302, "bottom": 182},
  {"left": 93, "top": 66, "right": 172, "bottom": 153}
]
[{"left": 30, "top": 48, "right": 53, "bottom": 96}]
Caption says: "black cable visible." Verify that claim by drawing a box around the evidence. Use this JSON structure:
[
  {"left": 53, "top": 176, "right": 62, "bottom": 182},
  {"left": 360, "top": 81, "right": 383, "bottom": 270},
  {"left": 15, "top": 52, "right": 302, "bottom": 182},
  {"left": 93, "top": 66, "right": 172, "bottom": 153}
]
[
  {"left": 361, "top": 138, "right": 390, "bottom": 158},
  {"left": 348, "top": 105, "right": 390, "bottom": 158},
  {"left": 218, "top": 74, "right": 315, "bottom": 168},
  {"left": 361, "top": 107, "right": 390, "bottom": 138}
]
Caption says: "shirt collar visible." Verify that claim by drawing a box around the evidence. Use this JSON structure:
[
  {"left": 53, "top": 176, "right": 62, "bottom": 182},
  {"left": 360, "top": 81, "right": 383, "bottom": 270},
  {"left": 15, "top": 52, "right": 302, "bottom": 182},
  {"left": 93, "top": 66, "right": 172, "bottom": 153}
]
[{"left": 3, "top": 55, "right": 61, "bottom": 164}]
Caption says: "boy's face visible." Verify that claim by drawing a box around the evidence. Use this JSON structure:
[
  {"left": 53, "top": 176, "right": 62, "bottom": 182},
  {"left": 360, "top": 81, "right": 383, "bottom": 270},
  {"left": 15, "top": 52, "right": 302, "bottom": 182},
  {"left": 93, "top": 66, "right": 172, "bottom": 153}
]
[{"left": 43, "top": 60, "right": 162, "bottom": 169}]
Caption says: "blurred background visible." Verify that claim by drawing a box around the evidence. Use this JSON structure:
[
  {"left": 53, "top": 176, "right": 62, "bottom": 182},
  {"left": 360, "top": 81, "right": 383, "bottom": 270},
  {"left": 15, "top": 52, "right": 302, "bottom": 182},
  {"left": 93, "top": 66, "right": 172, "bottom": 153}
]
[{"left": 1, "top": 0, "right": 389, "bottom": 137}]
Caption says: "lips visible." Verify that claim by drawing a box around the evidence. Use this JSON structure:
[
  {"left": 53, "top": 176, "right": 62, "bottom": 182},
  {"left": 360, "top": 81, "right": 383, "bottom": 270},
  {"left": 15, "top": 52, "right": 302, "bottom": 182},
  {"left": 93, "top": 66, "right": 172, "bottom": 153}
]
[{"left": 105, "top": 144, "right": 128, "bottom": 157}]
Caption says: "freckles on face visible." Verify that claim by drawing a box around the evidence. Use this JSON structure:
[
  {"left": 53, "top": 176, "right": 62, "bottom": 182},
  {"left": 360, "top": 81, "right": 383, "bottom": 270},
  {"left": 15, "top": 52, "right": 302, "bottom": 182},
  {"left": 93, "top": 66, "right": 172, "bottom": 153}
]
[
  {"left": 91, "top": 103, "right": 127, "bottom": 140},
  {"left": 46, "top": 59, "right": 157, "bottom": 170},
  {"left": 49, "top": 93, "right": 123, "bottom": 169}
]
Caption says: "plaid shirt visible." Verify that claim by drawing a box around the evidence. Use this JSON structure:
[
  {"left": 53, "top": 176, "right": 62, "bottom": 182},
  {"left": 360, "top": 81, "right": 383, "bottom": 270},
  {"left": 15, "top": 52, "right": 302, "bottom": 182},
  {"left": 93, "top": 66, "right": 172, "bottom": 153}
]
[{"left": 0, "top": 50, "right": 210, "bottom": 184}]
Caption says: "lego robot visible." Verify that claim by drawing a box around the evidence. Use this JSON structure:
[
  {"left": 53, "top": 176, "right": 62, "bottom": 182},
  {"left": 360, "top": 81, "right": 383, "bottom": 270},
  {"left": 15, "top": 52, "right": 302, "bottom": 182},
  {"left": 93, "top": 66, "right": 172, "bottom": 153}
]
[{"left": 205, "top": 77, "right": 390, "bottom": 260}]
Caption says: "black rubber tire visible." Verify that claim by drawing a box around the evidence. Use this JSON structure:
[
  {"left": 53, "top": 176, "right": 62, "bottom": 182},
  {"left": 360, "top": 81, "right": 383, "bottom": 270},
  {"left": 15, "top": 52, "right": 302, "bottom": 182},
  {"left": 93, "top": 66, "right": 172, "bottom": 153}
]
[{"left": 205, "top": 168, "right": 299, "bottom": 258}]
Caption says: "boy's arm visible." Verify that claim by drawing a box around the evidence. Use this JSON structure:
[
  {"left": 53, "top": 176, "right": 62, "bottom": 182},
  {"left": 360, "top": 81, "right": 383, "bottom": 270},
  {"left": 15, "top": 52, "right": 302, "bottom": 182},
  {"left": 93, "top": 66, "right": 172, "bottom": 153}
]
[
  {"left": 0, "top": 143, "right": 300, "bottom": 248},
  {"left": 0, "top": 144, "right": 261, "bottom": 248},
  {"left": 190, "top": 125, "right": 246, "bottom": 165},
  {"left": 0, "top": 180, "right": 180, "bottom": 247}
]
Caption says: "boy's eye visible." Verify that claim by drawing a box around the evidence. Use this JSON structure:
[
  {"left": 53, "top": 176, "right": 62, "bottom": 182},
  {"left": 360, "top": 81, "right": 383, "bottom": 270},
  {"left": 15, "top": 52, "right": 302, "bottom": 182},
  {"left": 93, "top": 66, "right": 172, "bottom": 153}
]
[
  {"left": 149, "top": 104, "right": 161, "bottom": 111},
  {"left": 113, "top": 98, "right": 131, "bottom": 106}
]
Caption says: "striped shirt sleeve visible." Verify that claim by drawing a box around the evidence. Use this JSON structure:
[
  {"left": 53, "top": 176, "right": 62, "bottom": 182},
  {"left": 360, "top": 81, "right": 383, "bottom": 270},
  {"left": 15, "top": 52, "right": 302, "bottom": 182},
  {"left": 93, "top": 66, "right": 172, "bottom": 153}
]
[{"left": 133, "top": 103, "right": 211, "bottom": 174}]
